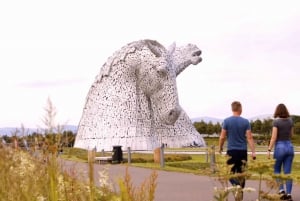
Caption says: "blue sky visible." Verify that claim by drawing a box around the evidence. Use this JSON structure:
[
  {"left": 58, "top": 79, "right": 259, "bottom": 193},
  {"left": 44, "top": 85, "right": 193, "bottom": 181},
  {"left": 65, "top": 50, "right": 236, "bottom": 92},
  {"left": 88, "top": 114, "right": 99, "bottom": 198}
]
[{"left": 1, "top": 0, "right": 300, "bottom": 127}]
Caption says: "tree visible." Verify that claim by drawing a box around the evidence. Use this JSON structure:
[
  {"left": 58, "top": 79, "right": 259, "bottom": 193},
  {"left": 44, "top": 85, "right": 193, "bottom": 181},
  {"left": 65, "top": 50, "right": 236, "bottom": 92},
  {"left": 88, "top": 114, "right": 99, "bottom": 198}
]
[
  {"left": 193, "top": 120, "right": 207, "bottom": 134},
  {"left": 62, "top": 131, "right": 76, "bottom": 147},
  {"left": 260, "top": 119, "right": 273, "bottom": 135},
  {"left": 214, "top": 122, "right": 222, "bottom": 134},
  {"left": 206, "top": 121, "right": 215, "bottom": 135},
  {"left": 251, "top": 120, "right": 262, "bottom": 133},
  {"left": 2, "top": 135, "right": 12, "bottom": 143},
  {"left": 291, "top": 115, "right": 300, "bottom": 123},
  {"left": 294, "top": 122, "right": 300, "bottom": 135}
]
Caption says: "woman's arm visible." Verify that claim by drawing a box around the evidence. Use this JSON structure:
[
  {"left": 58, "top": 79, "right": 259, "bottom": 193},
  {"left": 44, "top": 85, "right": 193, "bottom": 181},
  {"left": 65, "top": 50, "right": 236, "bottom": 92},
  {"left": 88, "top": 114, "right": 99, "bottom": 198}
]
[
  {"left": 268, "top": 126, "right": 278, "bottom": 158},
  {"left": 268, "top": 127, "right": 278, "bottom": 150}
]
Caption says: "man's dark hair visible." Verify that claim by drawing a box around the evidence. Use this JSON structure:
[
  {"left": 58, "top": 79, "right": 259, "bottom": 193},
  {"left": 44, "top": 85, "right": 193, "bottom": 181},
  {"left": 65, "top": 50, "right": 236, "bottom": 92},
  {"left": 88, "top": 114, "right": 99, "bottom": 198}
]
[{"left": 231, "top": 101, "right": 242, "bottom": 112}]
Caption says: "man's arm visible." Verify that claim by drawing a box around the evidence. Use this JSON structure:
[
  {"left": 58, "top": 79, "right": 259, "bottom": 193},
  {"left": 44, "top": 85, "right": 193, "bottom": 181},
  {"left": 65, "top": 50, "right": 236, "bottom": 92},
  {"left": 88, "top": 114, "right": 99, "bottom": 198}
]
[
  {"left": 218, "top": 129, "right": 227, "bottom": 153},
  {"left": 246, "top": 129, "right": 256, "bottom": 159}
]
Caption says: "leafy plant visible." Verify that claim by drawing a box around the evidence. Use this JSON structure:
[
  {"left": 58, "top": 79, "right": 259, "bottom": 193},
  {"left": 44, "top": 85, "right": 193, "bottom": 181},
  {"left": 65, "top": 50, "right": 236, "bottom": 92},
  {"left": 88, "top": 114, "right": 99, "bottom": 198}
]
[{"left": 210, "top": 154, "right": 300, "bottom": 201}]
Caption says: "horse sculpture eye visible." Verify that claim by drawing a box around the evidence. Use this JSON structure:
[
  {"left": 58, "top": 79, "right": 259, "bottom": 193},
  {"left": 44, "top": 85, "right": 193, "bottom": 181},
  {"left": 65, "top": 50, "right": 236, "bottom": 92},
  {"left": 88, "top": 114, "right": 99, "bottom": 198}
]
[{"left": 157, "top": 69, "right": 167, "bottom": 77}]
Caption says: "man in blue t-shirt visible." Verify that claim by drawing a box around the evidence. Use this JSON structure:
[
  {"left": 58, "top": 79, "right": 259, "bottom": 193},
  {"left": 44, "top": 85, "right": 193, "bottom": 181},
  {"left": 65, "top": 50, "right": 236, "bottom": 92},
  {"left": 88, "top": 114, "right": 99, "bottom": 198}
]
[{"left": 219, "top": 101, "right": 256, "bottom": 190}]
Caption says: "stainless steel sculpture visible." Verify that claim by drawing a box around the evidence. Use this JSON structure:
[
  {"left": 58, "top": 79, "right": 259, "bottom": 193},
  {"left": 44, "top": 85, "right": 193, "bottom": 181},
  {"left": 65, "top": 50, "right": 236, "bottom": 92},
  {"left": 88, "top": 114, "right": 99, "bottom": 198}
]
[{"left": 74, "top": 40, "right": 206, "bottom": 150}]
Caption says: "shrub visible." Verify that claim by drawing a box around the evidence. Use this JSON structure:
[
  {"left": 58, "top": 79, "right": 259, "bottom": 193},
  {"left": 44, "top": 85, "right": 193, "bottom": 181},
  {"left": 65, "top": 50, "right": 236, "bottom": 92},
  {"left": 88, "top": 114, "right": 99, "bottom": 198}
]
[
  {"left": 168, "top": 162, "right": 209, "bottom": 170},
  {"left": 128, "top": 153, "right": 191, "bottom": 163}
]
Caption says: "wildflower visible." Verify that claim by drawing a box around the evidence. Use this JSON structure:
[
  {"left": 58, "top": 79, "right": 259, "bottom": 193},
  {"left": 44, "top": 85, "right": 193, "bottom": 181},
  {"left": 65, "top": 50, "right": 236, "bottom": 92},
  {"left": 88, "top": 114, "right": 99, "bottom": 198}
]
[
  {"left": 98, "top": 167, "right": 112, "bottom": 189},
  {"left": 37, "top": 195, "right": 47, "bottom": 201},
  {"left": 242, "top": 187, "right": 256, "bottom": 193}
]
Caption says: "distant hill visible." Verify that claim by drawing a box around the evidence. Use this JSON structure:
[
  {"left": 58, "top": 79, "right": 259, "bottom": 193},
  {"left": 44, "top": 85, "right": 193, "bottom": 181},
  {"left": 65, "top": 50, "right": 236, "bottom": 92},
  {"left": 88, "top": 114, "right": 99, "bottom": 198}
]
[
  {"left": 249, "top": 114, "right": 300, "bottom": 121},
  {"left": 192, "top": 114, "right": 276, "bottom": 124},
  {"left": 191, "top": 116, "right": 223, "bottom": 124},
  {"left": 248, "top": 114, "right": 273, "bottom": 121},
  {"left": 0, "top": 125, "right": 78, "bottom": 136},
  {"left": 1, "top": 113, "right": 297, "bottom": 136}
]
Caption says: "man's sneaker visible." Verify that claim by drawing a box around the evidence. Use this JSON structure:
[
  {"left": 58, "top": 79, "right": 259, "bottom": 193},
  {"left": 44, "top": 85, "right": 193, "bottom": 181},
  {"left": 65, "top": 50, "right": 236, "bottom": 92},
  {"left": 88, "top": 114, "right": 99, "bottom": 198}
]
[
  {"left": 285, "top": 194, "right": 293, "bottom": 201},
  {"left": 279, "top": 190, "right": 287, "bottom": 200}
]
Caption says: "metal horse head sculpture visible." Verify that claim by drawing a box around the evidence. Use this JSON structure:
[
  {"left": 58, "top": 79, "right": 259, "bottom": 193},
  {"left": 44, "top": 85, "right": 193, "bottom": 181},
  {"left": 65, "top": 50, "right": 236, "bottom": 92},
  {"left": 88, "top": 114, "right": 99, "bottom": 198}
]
[{"left": 74, "top": 39, "right": 204, "bottom": 150}]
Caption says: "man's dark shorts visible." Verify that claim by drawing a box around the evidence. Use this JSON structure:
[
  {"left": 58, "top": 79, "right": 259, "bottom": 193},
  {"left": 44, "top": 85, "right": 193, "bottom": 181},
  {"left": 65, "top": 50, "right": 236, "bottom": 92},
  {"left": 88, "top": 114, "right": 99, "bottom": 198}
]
[{"left": 226, "top": 149, "right": 248, "bottom": 187}]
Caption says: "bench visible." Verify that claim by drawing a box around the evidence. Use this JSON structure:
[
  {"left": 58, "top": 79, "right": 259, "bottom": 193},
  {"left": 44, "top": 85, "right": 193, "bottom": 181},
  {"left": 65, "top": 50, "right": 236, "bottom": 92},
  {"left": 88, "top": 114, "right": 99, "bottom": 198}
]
[{"left": 94, "top": 156, "right": 112, "bottom": 164}]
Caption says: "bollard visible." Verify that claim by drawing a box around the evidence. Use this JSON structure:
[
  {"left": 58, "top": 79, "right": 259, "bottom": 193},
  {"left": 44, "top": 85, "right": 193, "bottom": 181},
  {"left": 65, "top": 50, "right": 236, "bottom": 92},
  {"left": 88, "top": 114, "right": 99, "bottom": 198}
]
[
  {"left": 127, "top": 147, "right": 131, "bottom": 164},
  {"left": 160, "top": 143, "right": 165, "bottom": 168},
  {"left": 206, "top": 147, "right": 209, "bottom": 163},
  {"left": 210, "top": 145, "right": 216, "bottom": 173},
  {"left": 112, "top": 145, "right": 123, "bottom": 163}
]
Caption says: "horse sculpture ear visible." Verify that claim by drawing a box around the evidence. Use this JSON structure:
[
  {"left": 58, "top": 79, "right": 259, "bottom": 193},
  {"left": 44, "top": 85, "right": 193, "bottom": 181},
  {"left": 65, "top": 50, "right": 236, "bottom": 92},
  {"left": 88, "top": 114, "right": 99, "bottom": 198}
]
[
  {"left": 168, "top": 42, "right": 176, "bottom": 55},
  {"left": 145, "top": 40, "right": 162, "bottom": 57}
]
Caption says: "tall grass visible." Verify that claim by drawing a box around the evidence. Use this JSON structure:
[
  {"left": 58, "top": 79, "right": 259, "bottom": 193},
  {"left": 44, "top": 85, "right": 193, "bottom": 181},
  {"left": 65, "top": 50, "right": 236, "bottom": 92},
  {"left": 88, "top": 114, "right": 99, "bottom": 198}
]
[
  {"left": 0, "top": 147, "right": 49, "bottom": 200},
  {"left": 0, "top": 144, "right": 158, "bottom": 201},
  {"left": 0, "top": 98, "right": 158, "bottom": 201},
  {"left": 118, "top": 167, "right": 158, "bottom": 201}
]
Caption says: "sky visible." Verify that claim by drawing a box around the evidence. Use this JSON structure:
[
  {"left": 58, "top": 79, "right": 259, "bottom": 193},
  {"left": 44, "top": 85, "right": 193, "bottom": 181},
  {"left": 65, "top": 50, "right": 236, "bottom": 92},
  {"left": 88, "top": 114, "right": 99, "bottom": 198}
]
[{"left": 1, "top": 0, "right": 300, "bottom": 128}]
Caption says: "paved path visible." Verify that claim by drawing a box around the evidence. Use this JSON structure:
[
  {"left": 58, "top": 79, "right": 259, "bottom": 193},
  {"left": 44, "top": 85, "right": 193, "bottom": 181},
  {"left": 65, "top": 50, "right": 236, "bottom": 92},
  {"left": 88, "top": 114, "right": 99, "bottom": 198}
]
[{"left": 63, "top": 161, "right": 300, "bottom": 201}]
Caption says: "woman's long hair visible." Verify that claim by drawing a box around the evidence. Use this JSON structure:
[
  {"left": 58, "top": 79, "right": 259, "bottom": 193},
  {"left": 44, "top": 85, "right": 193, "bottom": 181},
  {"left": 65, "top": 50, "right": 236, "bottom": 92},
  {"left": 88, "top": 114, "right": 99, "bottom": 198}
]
[{"left": 273, "top": 103, "right": 290, "bottom": 118}]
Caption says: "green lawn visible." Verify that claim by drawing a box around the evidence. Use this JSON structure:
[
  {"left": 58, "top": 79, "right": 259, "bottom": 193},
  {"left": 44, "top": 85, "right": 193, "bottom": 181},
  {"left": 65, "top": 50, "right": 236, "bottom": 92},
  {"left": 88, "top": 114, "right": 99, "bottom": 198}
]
[
  {"left": 61, "top": 143, "right": 300, "bottom": 183},
  {"left": 203, "top": 136, "right": 300, "bottom": 147},
  {"left": 127, "top": 150, "right": 300, "bottom": 183}
]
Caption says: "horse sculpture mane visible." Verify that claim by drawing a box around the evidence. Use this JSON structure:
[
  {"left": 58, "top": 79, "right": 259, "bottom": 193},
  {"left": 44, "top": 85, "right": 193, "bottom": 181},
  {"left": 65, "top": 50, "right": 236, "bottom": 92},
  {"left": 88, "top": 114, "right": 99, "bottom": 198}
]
[
  {"left": 98, "top": 40, "right": 166, "bottom": 82},
  {"left": 74, "top": 39, "right": 205, "bottom": 151}
]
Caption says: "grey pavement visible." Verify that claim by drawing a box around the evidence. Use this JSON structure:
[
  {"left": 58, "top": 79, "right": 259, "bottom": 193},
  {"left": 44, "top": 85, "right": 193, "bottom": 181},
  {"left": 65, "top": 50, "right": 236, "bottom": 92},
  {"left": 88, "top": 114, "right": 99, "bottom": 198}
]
[{"left": 63, "top": 161, "right": 300, "bottom": 201}]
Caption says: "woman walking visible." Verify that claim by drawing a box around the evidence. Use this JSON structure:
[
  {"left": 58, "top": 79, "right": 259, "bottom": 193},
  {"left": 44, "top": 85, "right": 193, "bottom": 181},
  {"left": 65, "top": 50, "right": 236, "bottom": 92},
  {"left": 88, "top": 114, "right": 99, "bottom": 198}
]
[{"left": 268, "top": 103, "right": 294, "bottom": 201}]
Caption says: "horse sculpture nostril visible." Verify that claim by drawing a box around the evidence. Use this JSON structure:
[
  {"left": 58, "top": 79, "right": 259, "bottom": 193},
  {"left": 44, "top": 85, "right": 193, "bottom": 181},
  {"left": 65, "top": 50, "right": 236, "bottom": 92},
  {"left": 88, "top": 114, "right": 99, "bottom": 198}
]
[
  {"left": 193, "top": 50, "right": 202, "bottom": 56},
  {"left": 167, "top": 109, "right": 181, "bottom": 124},
  {"left": 169, "top": 110, "right": 177, "bottom": 117}
]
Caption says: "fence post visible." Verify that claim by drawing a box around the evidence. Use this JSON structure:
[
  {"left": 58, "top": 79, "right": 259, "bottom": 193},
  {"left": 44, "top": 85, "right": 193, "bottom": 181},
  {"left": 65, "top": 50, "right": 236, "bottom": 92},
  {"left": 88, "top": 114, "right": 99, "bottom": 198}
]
[
  {"left": 160, "top": 143, "right": 165, "bottom": 168},
  {"left": 127, "top": 147, "right": 131, "bottom": 164},
  {"left": 88, "top": 148, "right": 96, "bottom": 163},
  {"left": 210, "top": 145, "right": 216, "bottom": 173}
]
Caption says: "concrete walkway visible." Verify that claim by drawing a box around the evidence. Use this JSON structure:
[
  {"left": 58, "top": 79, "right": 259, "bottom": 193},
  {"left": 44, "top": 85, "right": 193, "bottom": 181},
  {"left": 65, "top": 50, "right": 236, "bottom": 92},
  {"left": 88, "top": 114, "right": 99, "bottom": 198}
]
[{"left": 63, "top": 161, "right": 300, "bottom": 201}]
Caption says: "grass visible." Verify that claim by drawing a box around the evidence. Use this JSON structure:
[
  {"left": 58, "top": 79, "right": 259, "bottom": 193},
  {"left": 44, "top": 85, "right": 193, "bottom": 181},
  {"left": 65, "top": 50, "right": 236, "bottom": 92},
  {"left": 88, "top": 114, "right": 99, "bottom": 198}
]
[
  {"left": 205, "top": 135, "right": 300, "bottom": 145},
  {"left": 58, "top": 143, "right": 300, "bottom": 201},
  {"left": 126, "top": 149, "right": 300, "bottom": 181},
  {"left": 0, "top": 145, "right": 158, "bottom": 201},
  {"left": 121, "top": 147, "right": 300, "bottom": 201},
  {"left": 5, "top": 144, "right": 297, "bottom": 201},
  {"left": 60, "top": 145, "right": 300, "bottom": 178}
]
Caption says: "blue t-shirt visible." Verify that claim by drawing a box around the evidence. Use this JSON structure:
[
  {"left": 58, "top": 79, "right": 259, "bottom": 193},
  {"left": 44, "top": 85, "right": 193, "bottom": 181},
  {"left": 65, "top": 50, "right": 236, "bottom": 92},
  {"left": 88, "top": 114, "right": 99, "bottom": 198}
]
[{"left": 222, "top": 116, "right": 251, "bottom": 150}]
